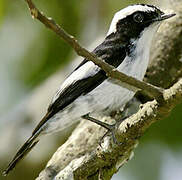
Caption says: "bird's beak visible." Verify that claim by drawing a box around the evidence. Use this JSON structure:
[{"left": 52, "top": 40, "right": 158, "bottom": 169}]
[
  {"left": 159, "top": 13, "right": 176, "bottom": 21},
  {"left": 149, "top": 13, "right": 176, "bottom": 24}
]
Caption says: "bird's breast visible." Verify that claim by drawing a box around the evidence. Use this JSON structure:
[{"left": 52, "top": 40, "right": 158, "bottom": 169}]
[{"left": 87, "top": 46, "right": 150, "bottom": 114}]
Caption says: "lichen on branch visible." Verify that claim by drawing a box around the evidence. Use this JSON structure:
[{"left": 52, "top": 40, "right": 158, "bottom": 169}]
[{"left": 22, "top": 0, "right": 182, "bottom": 179}]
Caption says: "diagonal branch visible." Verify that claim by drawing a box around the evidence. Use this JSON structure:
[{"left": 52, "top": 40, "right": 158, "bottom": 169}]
[
  {"left": 21, "top": 0, "right": 182, "bottom": 179},
  {"left": 72, "top": 78, "right": 182, "bottom": 179},
  {"left": 72, "top": 79, "right": 182, "bottom": 179},
  {"left": 36, "top": 78, "right": 182, "bottom": 180},
  {"left": 24, "top": 0, "right": 164, "bottom": 100}
]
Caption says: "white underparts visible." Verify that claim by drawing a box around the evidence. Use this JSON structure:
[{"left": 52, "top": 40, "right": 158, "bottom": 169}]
[{"left": 42, "top": 23, "right": 160, "bottom": 134}]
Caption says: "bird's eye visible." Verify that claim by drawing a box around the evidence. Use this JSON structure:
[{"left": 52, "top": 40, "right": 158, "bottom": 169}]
[{"left": 133, "top": 13, "right": 144, "bottom": 23}]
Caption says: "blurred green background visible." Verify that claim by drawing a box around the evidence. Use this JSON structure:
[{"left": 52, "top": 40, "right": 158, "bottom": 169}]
[{"left": 0, "top": 0, "right": 181, "bottom": 180}]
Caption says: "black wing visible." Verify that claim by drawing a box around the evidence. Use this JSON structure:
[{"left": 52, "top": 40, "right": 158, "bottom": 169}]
[{"left": 32, "top": 41, "right": 126, "bottom": 135}]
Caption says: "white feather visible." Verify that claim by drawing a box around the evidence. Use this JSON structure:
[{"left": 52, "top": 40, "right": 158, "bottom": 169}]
[
  {"left": 107, "top": 5, "right": 155, "bottom": 36},
  {"left": 42, "top": 23, "right": 160, "bottom": 134},
  {"left": 51, "top": 61, "right": 100, "bottom": 104}
]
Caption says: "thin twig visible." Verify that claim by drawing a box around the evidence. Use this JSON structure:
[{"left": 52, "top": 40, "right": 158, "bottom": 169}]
[{"left": 24, "top": 0, "right": 164, "bottom": 100}]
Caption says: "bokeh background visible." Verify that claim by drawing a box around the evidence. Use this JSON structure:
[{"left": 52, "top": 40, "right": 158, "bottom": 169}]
[{"left": 0, "top": 0, "right": 181, "bottom": 180}]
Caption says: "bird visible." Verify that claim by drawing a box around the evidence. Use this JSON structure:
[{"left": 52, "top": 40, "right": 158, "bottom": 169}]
[{"left": 3, "top": 4, "right": 175, "bottom": 176}]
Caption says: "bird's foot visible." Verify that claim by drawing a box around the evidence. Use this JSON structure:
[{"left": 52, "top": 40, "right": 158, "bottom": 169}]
[
  {"left": 82, "top": 114, "right": 127, "bottom": 145},
  {"left": 99, "top": 123, "right": 121, "bottom": 145}
]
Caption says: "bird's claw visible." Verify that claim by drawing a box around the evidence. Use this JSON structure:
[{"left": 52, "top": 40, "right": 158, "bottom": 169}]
[
  {"left": 99, "top": 123, "right": 122, "bottom": 146},
  {"left": 82, "top": 114, "right": 126, "bottom": 145}
]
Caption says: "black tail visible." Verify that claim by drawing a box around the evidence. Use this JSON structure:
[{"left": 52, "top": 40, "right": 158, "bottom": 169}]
[{"left": 2, "top": 134, "right": 39, "bottom": 176}]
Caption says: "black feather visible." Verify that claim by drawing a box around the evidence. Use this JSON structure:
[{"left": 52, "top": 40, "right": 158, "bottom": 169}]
[
  {"left": 33, "top": 39, "right": 128, "bottom": 136},
  {"left": 2, "top": 133, "right": 40, "bottom": 176}
]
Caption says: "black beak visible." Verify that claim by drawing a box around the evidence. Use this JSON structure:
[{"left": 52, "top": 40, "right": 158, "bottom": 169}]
[
  {"left": 159, "top": 13, "right": 176, "bottom": 21},
  {"left": 148, "top": 13, "right": 176, "bottom": 24}
]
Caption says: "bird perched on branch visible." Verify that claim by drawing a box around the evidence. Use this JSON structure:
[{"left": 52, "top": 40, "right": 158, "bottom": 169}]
[{"left": 3, "top": 4, "right": 175, "bottom": 176}]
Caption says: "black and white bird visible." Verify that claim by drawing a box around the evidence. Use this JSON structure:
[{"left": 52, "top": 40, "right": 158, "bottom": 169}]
[{"left": 3, "top": 4, "right": 175, "bottom": 176}]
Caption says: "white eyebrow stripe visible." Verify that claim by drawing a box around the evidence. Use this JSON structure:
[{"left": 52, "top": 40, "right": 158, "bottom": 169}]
[{"left": 107, "top": 5, "right": 155, "bottom": 36}]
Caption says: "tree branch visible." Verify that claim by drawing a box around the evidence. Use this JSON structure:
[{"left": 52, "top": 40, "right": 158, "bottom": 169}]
[
  {"left": 21, "top": 0, "right": 182, "bottom": 179},
  {"left": 36, "top": 79, "right": 182, "bottom": 180},
  {"left": 24, "top": 0, "right": 164, "bottom": 100},
  {"left": 146, "top": 3, "right": 182, "bottom": 88}
]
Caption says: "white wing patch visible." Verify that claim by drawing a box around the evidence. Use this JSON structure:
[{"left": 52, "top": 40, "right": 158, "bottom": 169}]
[
  {"left": 51, "top": 61, "right": 100, "bottom": 104},
  {"left": 107, "top": 5, "right": 155, "bottom": 36}
]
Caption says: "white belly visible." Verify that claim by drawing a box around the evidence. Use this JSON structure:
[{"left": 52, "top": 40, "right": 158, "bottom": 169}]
[
  {"left": 42, "top": 53, "right": 149, "bottom": 134},
  {"left": 41, "top": 25, "right": 157, "bottom": 134},
  {"left": 86, "top": 50, "right": 150, "bottom": 114}
]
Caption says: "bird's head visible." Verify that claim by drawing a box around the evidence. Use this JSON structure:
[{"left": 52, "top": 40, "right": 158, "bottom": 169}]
[{"left": 107, "top": 4, "right": 175, "bottom": 41}]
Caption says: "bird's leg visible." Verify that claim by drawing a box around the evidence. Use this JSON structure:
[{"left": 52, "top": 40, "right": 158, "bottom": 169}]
[
  {"left": 82, "top": 114, "right": 127, "bottom": 145},
  {"left": 82, "top": 114, "right": 114, "bottom": 130}
]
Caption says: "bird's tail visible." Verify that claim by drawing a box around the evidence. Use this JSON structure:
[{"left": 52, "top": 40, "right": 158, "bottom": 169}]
[{"left": 2, "top": 133, "right": 40, "bottom": 176}]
